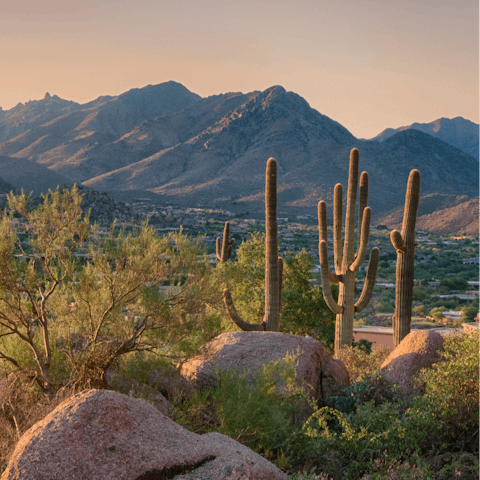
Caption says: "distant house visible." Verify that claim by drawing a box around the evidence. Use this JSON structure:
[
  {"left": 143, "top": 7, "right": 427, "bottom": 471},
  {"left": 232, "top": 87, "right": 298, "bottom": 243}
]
[
  {"left": 463, "top": 258, "right": 479, "bottom": 265},
  {"left": 442, "top": 310, "right": 463, "bottom": 321}
]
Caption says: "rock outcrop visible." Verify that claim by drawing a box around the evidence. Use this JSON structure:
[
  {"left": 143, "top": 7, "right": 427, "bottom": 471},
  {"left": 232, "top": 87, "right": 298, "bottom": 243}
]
[
  {"left": 179, "top": 331, "right": 349, "bottom": 402},
  {"left": 381, "top": 330, "right": 445, "bottom": 390},
  {"left": 1, "top": 389, "right": 286, "bottom": 480}
]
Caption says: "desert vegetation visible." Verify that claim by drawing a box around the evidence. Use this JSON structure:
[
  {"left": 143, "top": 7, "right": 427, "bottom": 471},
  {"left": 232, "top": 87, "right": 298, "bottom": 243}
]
[{"left": 0, "top": 185, "right": 478, "bottom": 479}]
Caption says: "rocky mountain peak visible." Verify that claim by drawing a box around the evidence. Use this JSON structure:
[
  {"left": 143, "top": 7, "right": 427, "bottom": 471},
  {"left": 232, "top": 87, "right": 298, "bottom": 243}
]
[{"left": 372, "top": 116, "right": 479, "bottom": 160}]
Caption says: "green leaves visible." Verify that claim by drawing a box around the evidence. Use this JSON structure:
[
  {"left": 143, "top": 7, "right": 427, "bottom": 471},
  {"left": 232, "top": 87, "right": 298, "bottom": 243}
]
[{"left": 223, "top": 235, "right": 335, "bottom": 347}]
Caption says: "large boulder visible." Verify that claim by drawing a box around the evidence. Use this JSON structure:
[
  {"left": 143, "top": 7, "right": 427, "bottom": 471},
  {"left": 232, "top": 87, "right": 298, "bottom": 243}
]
[
  {"left": 1, "top": 389, "right": 286, "bottom": 480},
  {"left": 381, "top": 330, "right": 445, "bottom": 390},
  {"left": 179, "top": 331, "right": 349, "bottom": 402}
]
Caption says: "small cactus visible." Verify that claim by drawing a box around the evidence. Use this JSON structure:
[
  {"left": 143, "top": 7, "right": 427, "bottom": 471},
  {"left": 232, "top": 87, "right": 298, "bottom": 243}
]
[
  {"left": 216, "top": 221, "right": 234, "bottom": 263},
  {"left": 390, "top": 169, "right": 421, "bottom": 346},
  {"left": 318, "top": 148, "right": 380, "bottom": 357},
  {"left": 223, "top": 158, "right": 283, "bottom": 331}
]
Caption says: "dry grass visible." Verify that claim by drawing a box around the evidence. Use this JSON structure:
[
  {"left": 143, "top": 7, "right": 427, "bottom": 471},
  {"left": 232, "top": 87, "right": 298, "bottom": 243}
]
[
  {"left": 337, "top": 344, "right": 392, "bottom": 382},
  {"left": 0, "top": 371, "right": 77, "bottom": 473}
]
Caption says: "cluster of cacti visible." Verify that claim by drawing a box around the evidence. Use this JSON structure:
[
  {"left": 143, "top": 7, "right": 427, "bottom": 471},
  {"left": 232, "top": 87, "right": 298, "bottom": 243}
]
[
  {"left": 390, "top": 169, "right": 421, "bottom": 346},
  {"left": 216, "top": 150, "right": 421, "bottom": 349},
  {"left": 318, "top": 148, "right": 380, "bottom": 357},
  {"left": 221, "top": 158, "right": 283, "bottom": 331}
]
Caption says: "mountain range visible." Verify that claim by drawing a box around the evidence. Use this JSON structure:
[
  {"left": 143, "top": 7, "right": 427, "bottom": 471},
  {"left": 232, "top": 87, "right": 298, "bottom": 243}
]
[
  {"left": 0, "top": 82, "right": 478, "bottom": 232},
  {"left": 371, "top": 117, "right": 479, "bottom": 161}
]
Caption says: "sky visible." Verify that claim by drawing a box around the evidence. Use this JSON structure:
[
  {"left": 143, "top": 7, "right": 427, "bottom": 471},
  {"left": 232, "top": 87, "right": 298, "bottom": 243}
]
[{"left": 1, "top": 0, "right": 478, "bottom": 139}]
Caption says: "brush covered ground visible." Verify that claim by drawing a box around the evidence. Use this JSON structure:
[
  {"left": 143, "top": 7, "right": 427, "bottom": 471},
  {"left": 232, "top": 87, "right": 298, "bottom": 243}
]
[
  {"left": 0, "top": 187, "right": 478, "bottom": 479},
  {"left": 1, "top": 332, "right": 478, "bottom": 480}
]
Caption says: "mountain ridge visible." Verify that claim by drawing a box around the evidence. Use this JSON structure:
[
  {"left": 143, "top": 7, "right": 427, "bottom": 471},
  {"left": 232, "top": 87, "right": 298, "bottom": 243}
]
[
  {"left": 371, "top": 116, "right": 479, "bottom": 160},
  {"left": 0, "top": 82, "right": 477, "bottom": 230}
]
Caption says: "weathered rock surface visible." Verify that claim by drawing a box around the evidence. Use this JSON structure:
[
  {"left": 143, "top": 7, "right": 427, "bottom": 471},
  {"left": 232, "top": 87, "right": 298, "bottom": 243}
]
[
  {"left": 179, "top": 331, "right": 349, "bottom": 402},
  {"left": 1, "top": 389, "right": 286, "bottom": 480},
  {"left": 381, "top": 330, "right": 445, "bottom": 389}
]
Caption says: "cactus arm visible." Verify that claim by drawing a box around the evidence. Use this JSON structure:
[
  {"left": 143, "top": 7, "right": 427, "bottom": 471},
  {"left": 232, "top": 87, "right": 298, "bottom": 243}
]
[
  {"left": 343, "top": 149, "right": 359, "bottom": 266},
  {"left": 319, "top": 240, "right": 343, "bottom": 314},
  {"left": 216, "top": 237, "right": 221, "bottom": 260},
  {"left": 390, "top": 230, "right": 405, "bottom": 252},
  {"left": 223, "top": 288, "right": 265, "bottom": 331},
  {"left": 350, "top": 207, "right": 371, "bottom": 272},
  {"left": 333, "top": 183, "right": 343, "bottom": 274},
  {"left": 318, "top": 200, "right": 340, "bottom": 283},
  {"left": 401, "top": 169, "right": 421, "bottom": 242},
  {"left": 357, "top": 171, "right": 369, "bottom": 250},
  {"left": 354, "top": 246, "right": 380, "bottom": 312},
  {"left": 318, "top": 201, "right": 328, "bottom": 243},
  {"left": 278, "top": 256, "right": 283, "bottom": 315},
  {"left": 329, "top": 272, "right": 341, "bottom": 283}
]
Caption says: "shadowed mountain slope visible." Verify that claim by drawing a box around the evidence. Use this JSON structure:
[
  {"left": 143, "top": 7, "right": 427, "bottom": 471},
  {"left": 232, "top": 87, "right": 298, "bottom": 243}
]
[
  {"left": 372, "top": 117, "right": 479, "bottom": 161},
  {"left": 378, "top": 195, "right": 479, "bottom": 235},
  {"left": 0, "top": 155, "right": 71, "bottom": 196}
]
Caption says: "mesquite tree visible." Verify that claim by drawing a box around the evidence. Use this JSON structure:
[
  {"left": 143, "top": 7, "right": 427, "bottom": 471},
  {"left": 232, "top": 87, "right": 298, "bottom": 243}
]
[
  {"left": 0, "top": 187, "right": 219, "bottom": 395},
  {"left": 390, "top": 169, "right": 421, "bottom": 346},
  {"left": 223, "top": 158, "right": 283, "bottom": 331},
  {"left": 318, "top": 148, "right": 380, "bottom": 357}
]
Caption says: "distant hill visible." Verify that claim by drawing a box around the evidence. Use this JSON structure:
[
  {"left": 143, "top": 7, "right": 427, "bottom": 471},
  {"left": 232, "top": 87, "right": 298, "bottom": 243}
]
[
  {"left": 0, "top": 176, "right": 15, "bottom": 194},
  {"left": 0, "top": 82, "right": 478, "bottom": 232},
  {"left": 377, "top": 195, "right": 479, "bottom": 235},
  {"left": 372, "top": 117, "right": 479, "bottom": 161},
  {"left": 0, "top": 155, "right": 71, "bottom": 196}
]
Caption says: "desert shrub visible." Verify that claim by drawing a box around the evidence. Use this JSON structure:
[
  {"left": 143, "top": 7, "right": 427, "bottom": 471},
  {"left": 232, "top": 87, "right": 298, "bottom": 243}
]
[
  {"left": 108, "top": 351, "right": 193, "bottom": 408},
  {"left": 212, "top": 355, "right": 310, "bottom": 464},
  {"left": 0, "top": 371, "right": 75, "bottom": 473},
  {"left": 337, "top": 344, "right": 391, "bottom": 382},
  {"left": 360, "top": 453, "right": 479, "bottom": 479},
  {"left": 413, "top": 331, "right": 479, "bottom": 452},
  {"left": 324, "top": 372, "right": 400, "bottom": 415},
  {"left": 298, "top": 332, "right": 480, "bottom": 478},
  {"left": 172, "top": 354, "right": 312, "bottom": 468},
  {"left": 288, "top": 471, "right": 334, "bottom": 480},
  {"left": 302, "top": 400, "right": 444, "bottom": 479}
]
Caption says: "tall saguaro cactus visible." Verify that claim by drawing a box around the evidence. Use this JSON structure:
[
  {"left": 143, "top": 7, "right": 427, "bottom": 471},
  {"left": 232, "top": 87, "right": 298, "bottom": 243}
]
[
  {"left": 223, "top": 158, "right": 283, "bottom": 331},
  {"left": 390, "top": 169, "right": 421, "bottom": 347},
  {"left": 318, "top": 148, "right": 380, "bottom": 357}
]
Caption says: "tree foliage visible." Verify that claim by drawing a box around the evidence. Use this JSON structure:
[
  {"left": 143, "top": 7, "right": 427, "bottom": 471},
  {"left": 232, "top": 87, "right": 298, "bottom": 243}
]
[
  {"left": 0, "top": 187, "right": 222, "bottom": 395},
  {"left": 221, "top": 233, "right": 335, "bottom": 349}
]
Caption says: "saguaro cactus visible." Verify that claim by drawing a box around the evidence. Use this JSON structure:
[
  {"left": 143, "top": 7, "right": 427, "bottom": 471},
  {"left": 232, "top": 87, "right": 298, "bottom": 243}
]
[
  {"left": 390, "top": 169, "right": 421, "bottom": 347},
  {"left": 318, "top": 148, "right": 380, "bottom": 357},
  {"left": 216, "top": 221, "right": 234, "bottom": 263},
  {"left": 223, "top": 158, "right": 283, "bottom": 331}
]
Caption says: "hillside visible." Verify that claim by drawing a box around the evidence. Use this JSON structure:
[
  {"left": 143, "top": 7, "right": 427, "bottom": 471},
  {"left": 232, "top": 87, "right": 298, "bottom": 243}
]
[
  {"left": 0, "top": 176, "right": 15, "bottom": 195},
  {"left": 377, "top": 196, "right": 479, "bottom": 235},
  {"left": 0, "top": 155, "right": 71, "bottom": 196},
  {"left": 372, "top": 117, "right": 479, "bottom": 161}
]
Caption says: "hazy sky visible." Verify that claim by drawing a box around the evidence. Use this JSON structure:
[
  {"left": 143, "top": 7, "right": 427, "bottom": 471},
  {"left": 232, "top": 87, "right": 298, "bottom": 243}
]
[{"left": 1, "top": 0, "right": 478, "bottom": 138}]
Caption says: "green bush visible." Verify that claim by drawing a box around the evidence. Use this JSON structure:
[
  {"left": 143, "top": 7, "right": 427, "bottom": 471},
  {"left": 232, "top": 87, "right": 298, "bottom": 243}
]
[
  {"left": 173, "top": 354, "right": 312, "bottom": 469},
  {"left": 324, "top": 372, "right": 400, "bottom": 414},
  {"left": 302, "top": 400, "right": 444, "bottom": 479},
  {"left": 337, "top": 344, "right": 391, "bottom": 382},
  {"left": 413, "top": 332, "right": 479, "bottom": 452},
  {"left": 212, "top": 355, "right": 307, "bottom": 461}
]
